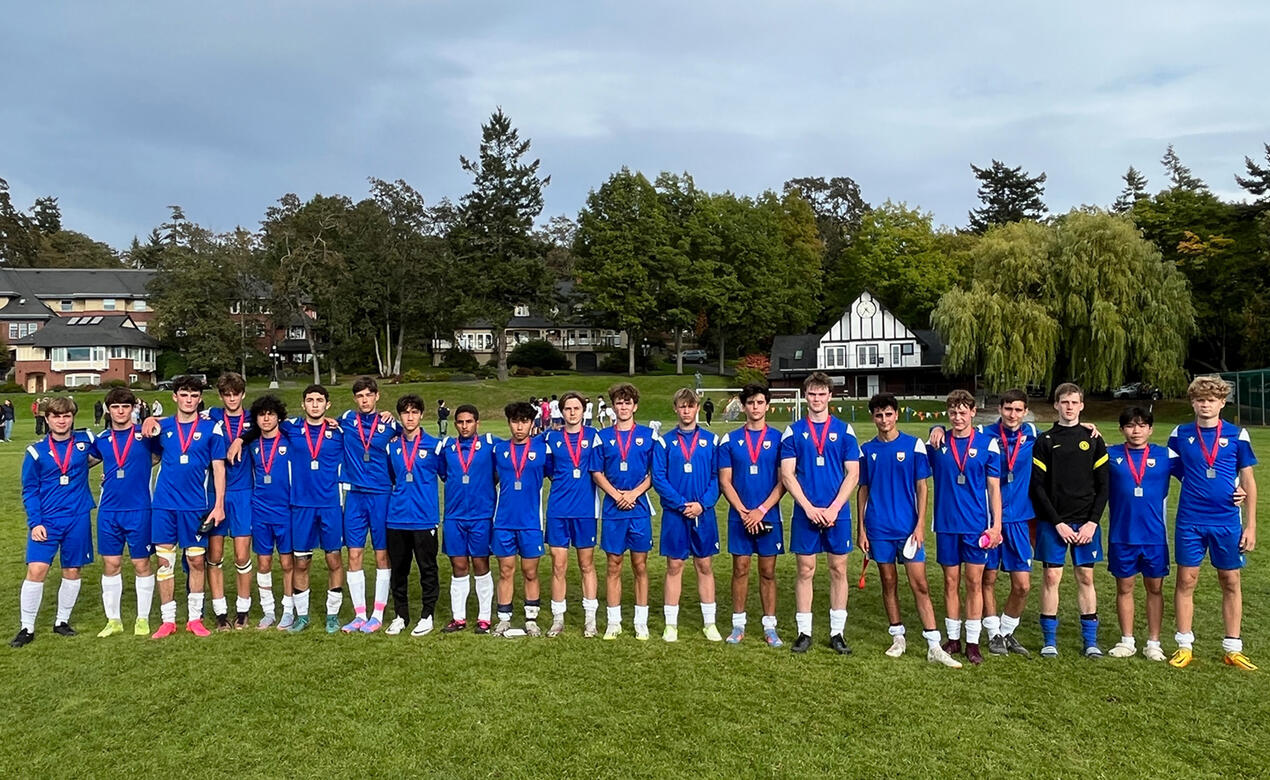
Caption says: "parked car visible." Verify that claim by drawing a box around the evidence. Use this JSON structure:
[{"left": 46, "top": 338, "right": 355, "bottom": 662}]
[
  {"left": 1111, "top": 382, "right": 1162, "bottom": 400},
  {"left": 679, "top": 349, "right": 708, "bottom": 364}
]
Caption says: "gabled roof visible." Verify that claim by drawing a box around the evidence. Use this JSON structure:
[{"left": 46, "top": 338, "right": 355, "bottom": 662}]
[
  {"left": 913, "top": 329, "right": 946, "bottom": 364},
  {"left": 12, "top": 314, "right": 158, "bottom": 349},
  {"left": 0, "top": 268, "right": 156, "bottom": 299},
  {"left": 0, "top": 294, "right": 55, "bottom": 320},
  {"left": 768, "top": 334, "right": 821, "bottom": 378}
]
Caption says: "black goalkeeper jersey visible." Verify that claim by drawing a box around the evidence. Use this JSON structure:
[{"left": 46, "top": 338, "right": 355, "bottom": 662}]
[{"left": 1029, "top": 422, "right": 1109, "bottom": 526}]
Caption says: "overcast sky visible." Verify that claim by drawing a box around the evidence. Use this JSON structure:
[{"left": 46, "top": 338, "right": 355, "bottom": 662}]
[{"left": 3, "top": 1, "right": 1268, "bottom": 250}]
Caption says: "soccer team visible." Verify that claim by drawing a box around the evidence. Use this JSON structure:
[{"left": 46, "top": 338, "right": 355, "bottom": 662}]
[{"left": 11, "top": 371, "right": 1258, "bottom": 670}]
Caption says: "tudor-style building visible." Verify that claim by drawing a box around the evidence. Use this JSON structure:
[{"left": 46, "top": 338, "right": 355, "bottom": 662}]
[{"left": 11, "top": 314, "right": 159, "bottom": 392}]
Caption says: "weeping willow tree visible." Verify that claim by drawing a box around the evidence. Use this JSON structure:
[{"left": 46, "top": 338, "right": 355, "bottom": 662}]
[{"left": 932, "top": 210, "right": 1194, "bottom": 394}]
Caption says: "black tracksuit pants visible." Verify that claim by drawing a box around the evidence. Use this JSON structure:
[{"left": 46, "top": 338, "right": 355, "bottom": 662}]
[{"left": 387, "top": 527, "right": 439, "bottom": 622}]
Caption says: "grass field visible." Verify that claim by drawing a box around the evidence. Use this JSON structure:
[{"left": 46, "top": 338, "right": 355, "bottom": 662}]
[{"left": 1, "top": 379, "right": 1268, "bottom": 778}]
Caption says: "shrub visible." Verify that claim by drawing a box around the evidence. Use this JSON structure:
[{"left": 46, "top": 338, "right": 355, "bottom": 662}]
[
  {"left": 440, "top": 349, "right": 480, "bottom": 372},
  {"left": 105, "top": 379, "right": 128, "bottom": 388},
  {"left": 508, "top": 339, "right": 570, "bottom": 371},
  {"left": 50, "top": 384, "right": 68, "bottom": 392},
  {"left": 599, "top": 349, "right": 656, "bottom": 373},
  {"left": 0, "top": 382, "right": 21, "bottom": 393},
  {"left": 511, "top": 365, "right": 544, "bottom": 377},
  {"left": 401, "top": 369, "right": 426, "bottom": 383}
]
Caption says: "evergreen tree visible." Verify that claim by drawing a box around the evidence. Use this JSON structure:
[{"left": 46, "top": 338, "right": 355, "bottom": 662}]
[
  {"left": 967, "top": 160, "right": 1047, "bottom": 232},
  {"left": 1235, "top": 142, "right": 1270, "bottom": 201},
  {"left": 1161, "top": 144, "right": 1207, "bottom": 191},
  {"left": 1112, "top": 166, "right": 1150, "bottom": 213}
]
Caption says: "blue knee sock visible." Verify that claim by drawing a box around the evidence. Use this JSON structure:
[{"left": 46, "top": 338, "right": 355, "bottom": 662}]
[
  {"left": 1040, "top": 614, "right": 1058, "bottom": 646},
  {"left": 1080, "top": 613, "right": 1099, "bottom": 649}
]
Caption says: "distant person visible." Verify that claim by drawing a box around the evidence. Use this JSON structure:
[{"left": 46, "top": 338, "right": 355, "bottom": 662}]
[
  {"left": 93, "top": 399, "right": 104, "bottom": 426},
  {"left": 596, "top": 396, "right": 607, "bottom": 429},
  {"left": 437, "top": 399, "right": 450, "bottom": 437},
  {"left": 702, "top": 397, "right": 715, "bottom": 428},
  {"left": 1, "top": 400, "right": 14, "bottom": 442},
  {"left": 549, "top": 395, "right": 562, "bottom": 430},
  {"left": 33, "top": 398, "right": 45, "bottom": 435},
  {"left": 151, "top": 398, "right": 163, "bottom": 418}
]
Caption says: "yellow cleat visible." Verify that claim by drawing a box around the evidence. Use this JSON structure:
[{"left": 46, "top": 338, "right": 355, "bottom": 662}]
[
  {"left": 133, "top": 617, "right": 150, "bottom": 637},
  {"left": 1224, "top": 651, "right": 1258, "bottom": 671},
  {"left": 1169, "top": 648, "right": 1193, "bottom": 668},
  {"left": 96, "top": 619, "right": 124, "bottom": 638}
]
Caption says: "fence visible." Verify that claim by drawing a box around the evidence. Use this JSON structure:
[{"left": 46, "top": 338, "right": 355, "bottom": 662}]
[{"left": 1221, "top": 368, "right": 1270, "bottom": 426}]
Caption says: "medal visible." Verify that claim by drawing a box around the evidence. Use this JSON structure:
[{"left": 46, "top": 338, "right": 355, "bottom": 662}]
[
  {"left": 262, "top": 475, "right": 272, "bottom": 485},
  {"left": 949, "top": 433, "right": 971, "bottom": 486},
  {"left": 110, "top": 426, "right": 136, "bottom": 477},
  {"left": 1134, "top": 486, "right": 1143, "bottom": 497},
  {"left": 999, "top": 425, "right": 1025, "bottom": 488},
  {"left": 956, "top": 474, "right": 966, "bottom": 485},
  {"left": 311, "top": 460, "right": 320, "bottom": 471},
  {"left": 175, "top": 419, "right": 196, "bottom": 466},
  {"left": 514, "top": 480, "right": 522, "bottom": 490},
  {"left": 461, "top": 474, "right": 470, "bottom": 484},
  {"left": 683, "top": 463, "right": 693, "bottom": 473},
  {"left": 749, "top": 464, "right": 759, "bottom": 475},
  {"left": 405, "top": 473, "right": 414, "bottom": 483},
  {"left": 1206, "top": 468, "right": 1217, "bottom": 479},
  {"left": 116, "top": 469, "right": 126, "bottom": 479},
  {"left": 260, "top": 434, "right": 282, "bottom": 486},
  {"left": 815, "top": 456, "right": 825, "bottom": 467},
  {"left": 400, "top": 432, "right": 424, "bottom": 486},
  {"left": 59, "top": 475, "right": 69, "bottom": 486},
  {"left": 676, "top": 428, "right": 700, "bottom": 476},
  {"left": 1196, "top": 421, "right": 1222, "bottom": 481},
  {"left": 224, "top": 412, "right": 245, "bottom": 441},
  {"left": 614, "top": 425, "right": 635, "bottom": 475},
  {"left": 620, "top": 461, "right": 629, "bottom": 471},
  {"left": 572, "top": 468, "right": 581, "bottom": 479},
  {"left": 743, "top": 425, "right": 767, "bottom": 478},
  {"left": 1006, "top": 472, "right": 1014, "bottom": 483},
  {"left": 46, "top": 435, "right": 73, "bottom": 485},
  {"left": 509, "top": 441, "right": 530, "bottom": 492},
  {"left": 303, "top": 420, "right": 327, "bottom": 468},
  {"left": 179, "top": 454, "right": 189, "bottom": 464},
  {"left": 355, "top": 412, "right": 378, "bottom": 464},
  {"left": 807, "top": 419, "right": 829, "bottom": 469},
  {"left": 1126, "top": 445, "right": 1149, "bottom": 498},
  {"left": 563, "top": 430, "right": 586, "bottom": 479},
  {"left": 457, "top": 436, "right": 478, "bottom": 484}
]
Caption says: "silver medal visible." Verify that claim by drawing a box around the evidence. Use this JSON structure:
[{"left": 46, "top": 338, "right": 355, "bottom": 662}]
[
  {"left": 1206, "top": 468, "right": 1216, "bottom": 478},
  {"left": 1134, "top": 486, "right": 1143, "bottom": 497},
  {"left": 58, "top": 475, "right": 69, "bottom": 486},
  {"left": 514, "top": 480, "right": 522, "bottom": 490},
  {"left": 620, "top": 461, "right": 628, "bottom": 472},
  {"left": 116, "top": 469, "right": 126, "bottom": 479},
  {"left": 815, "top": 456, "right": 825, "bottom": 467},
  {"left": 956, "top": 474, "right": 966, "bottom": 485},
  {"left": 1007, "top": 472, "right": 1014, "bottom": 483},
  {"left": 572, "top": 468, "right": 581, "bottom": 478},
  {"left": 363, "top": 452, "right": 371, "bottom": 462},
  {"left": 263, "top": 475, "right": 272, "bottom": 485},
  {"left": 462, "top": 474, "right": 470, "bottom": 484},
  {"left": 311, "top": 460, "right": 320, "bottom": 470},
  {"left": 179, "top": 454, "right": 189, "bottom": 465},
  {"left": 683, "top": 463, "right": 692, "bottom": 474},
  {"left": 405, "top": 473, "right": 414, "bottom": 483},
  {"left": 749, "top": 464, "right": 759, "bottom": 475}
]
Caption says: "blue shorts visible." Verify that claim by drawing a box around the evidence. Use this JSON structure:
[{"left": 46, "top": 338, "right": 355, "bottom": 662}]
[
  {"left": 212, "top": 490, "right": 252, "bottom": 538},
  {"left": 1036, "top": 521, "right": 1103, "bottom": 567},
  {"left": 985, "top": 522, "right": 1034, "bottom": 572},
  {"left": 27, "top": 515, "right": 93, "bottom": 568},
  {"left": 868, "top": 535, "right": 924, "bottom": 565},
  {"left": 1109, "top": 543, "right": 1170, "bottom": 579},
  {"left": 444, "top": 518, "right": 492, "bottom": 558},
  {"left": 344, "top": 491, "right": 389, "bottom": 551},
  {"left": 545, "top": 516, "right": 597, "bottom": 549},
  {"left": 492, "top": 528, "right": 544, "bottom": 558},
  {"left": 661, "top": 513, "right": 721, "bottom": 560},
  {"left": 936, "top": 532, "right": 989, "bottom": 567},
  {"left": 600, "top": 515, "right": 653, "bottom": 555},
  {"left": 152, "top": 508, "right": 210, "bottom": 550},
  {"left": 1175, "top": 524, "right": 1245, "bottom": 570},
  {"left": 790, "top": 514, "right": 852, "bottom": 556},
  {"left": 253, "top": 507, "right": 293, "bottom": 556},
  {"left": 98, "top": 509, "right": 152, "bottom": 558},
  {"left": 727, "top": 516, "right": 785, "bottom": 557},
  {"left": 291, "top": 505, "right": 344, "bottom": 553}
]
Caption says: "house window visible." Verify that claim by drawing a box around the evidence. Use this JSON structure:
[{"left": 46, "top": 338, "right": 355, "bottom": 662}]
[
  {"left": 856, "top": 344, "right": 879, "bottom": 367},
  {"left": 891, "top": 344, "right": 902, "bottom": 366},
  {"left": 8, "top": 322, "right": 37, "bottom": 340},
  {"left": 823, "top": 346, "right": 846, "bottom": 368},
  {"left": 60, "top": 300, "right": 74, "bottom": 312},
  {"left": 132, "top": 300, "right": 146, "bottom": 311},
  {"left": 514, "top": 305, "right": 530, "bottom": 317},
  {"left": 64, "top": 374, "right": 101, "bottom": 388},
  {"left": 129, "top": 374, "right": 138, "bottom": 384},
  {"left": 793, "top": 349, "right": 804, "bottom": 360},
  {"left": 102, "top": 299, "right": 117, "bottom": 311},
  {"left": 110, "top": 347, "right": 126, "bottom": 359}
]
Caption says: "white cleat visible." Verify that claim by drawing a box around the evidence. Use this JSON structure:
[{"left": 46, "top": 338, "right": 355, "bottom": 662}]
[
  {"left": 1143, "top": 645, "right": 1167, "bottom": 662},
  {"left": 927, "top": 644, "right": 963, "bottom": 668},
  {"left": 384, "top": 617, "right": 406, "bottom": 636},
  {"left": 547, "top": 618, "right": 565, "bottom": 638},
  {"left": 1108, "top": 641, "right": 1137, "bottom": 658},
  {"left": 411, "top": 617, "right": 434, "bottom": 637},
  {"left": 885, "top": 635, "right": 907, "bottom": 658}
]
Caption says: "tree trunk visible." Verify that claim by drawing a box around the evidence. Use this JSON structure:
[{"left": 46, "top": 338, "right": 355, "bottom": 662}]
[
  {"left": 675, "top": 329, "right": 683, "bottom": 375},
  {"left": 628, "top": 333, "right": 636, "bottom": 377},
  {"left": 384, "top": 320, "right": 393, "bottom": 378},
  {"left": 392, "top": 318, "right": 405, "bottom": 377},
  {"left": 372, "top": 332, "right": 386, "bottom": 377},
  {"left": 306, "top": 328, "right": 320, "bottom": 385},
  {"left": 497, "top": 324, "right": 509, "bottom": 382},
  {"left": 718, "top": 331, "right": 727, "bottom": 375}
]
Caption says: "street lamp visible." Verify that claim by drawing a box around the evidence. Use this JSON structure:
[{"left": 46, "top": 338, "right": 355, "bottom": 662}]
[{"left": 269, "top": 348, "right": 280, "bottom": 389}]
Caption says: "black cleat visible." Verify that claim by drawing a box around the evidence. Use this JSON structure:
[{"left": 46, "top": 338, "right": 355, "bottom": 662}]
[
  {"left": 1003, "top": 633, "right": 1031, "bottom": 656},
  {"left": 53, "top": 622, "right": 77, "bottom": 637},
  {"left": 791, "top": 633, "right": 813, "bottom": 654},
  {"left": 987, "top": 635, "right": 1008, "bottom": 655},
  {"left": 215, "top": 614, "right": 231, "bottom": 632},
  {"left": 829, "top": 633, "right": 852, "bottom": 655},
  {"left": 234, "top": 611, "right": 249, "bottom": 630},
  {"left": 10, "top": 628, "right": 34, "bottom": 648}
]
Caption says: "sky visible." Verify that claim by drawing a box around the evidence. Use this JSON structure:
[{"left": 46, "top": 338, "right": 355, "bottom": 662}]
[{"left": 3, "top": 1, "right": 1268, "bottom": 251}]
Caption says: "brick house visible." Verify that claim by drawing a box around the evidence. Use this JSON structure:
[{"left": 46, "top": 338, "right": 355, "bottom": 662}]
[{"left": 11, "top": 314, "right": 159, "bottom": 392}]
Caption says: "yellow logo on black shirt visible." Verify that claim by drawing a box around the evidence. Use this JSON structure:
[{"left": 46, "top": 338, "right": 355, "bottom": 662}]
[{"left": 1079, "top": 441, "right": 1090, "bottom": 451}]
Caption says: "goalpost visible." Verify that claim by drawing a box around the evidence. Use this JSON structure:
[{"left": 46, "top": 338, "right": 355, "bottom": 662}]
[{"left": 696, "top": 387, "right": 803, "bottom": 424}]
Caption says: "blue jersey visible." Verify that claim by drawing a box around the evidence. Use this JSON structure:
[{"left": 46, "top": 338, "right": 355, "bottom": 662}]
[
  {"left": 386, "top": 431, "right": 442, "bottom": 530},
  {"left": 927, "top": 430, "right": 1001, "bottom": 534},
  {"left": 493, "top": 436, "right": 550, "bottom": 531},
  {"left": 247, "top": 433, "right": 291, "bottom": 512},
  {"left": 1169, "top": 421, "right": 1257, "bottom": 528},
  {"left": 207, "top": 408, "right": 253, "bottom": 493},
  {"left": 860, "top": 432, "right": 931, "bottom": 540},
  {"left": 439, "top": 433, "right": 497, "bottom": 521},
  {"left": 279, "top": 417, "right": 345, "bottom": 508},
  {"left": 718, "top": 425, "right": 783, "bottom": 523},
  {"left": 779, "top": 417, "right": 860, "bottom": 524},
  {"left": 21, "top": 432, "right": 97, "bottom": 527},
  {"left": 978, "top": 421, "right": 1037, "bottom": 523},
  {"left": 1106, "top": 443, "right": 1174, "bottom": 546},
  {"left": 89, "top": 426, "right": 157, "bottom": 511},
  {"left": 544, "top": 427, "right": 600, "bottom": 521},
  {"left": 339, "top": 410, "right": 400, "bottom": 493},
  {"left": 652, "top": 426, "right": 720, "bottom": 521},
  {"left": 591, "top": 423, "right": 657, "bottom": 521},
  {"left": 151, "top": 417, "right": 227, "bottom": 512}
]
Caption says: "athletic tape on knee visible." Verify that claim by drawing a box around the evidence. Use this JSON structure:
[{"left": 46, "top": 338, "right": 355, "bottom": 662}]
[
  {"left": 235, "top": 561, "right": 253, "bottom": 575},
  {"left": 294, "top": 550, "right": 314, "bottom": 560},
  {"left": 186, "top": 546, "right": 206, "bottom": 558},
  {"left": 208, "top": 557, "right": 224, "bottom": 569},
  {"left": 157, "top": 548, "right": 177, "bottom": 581}
]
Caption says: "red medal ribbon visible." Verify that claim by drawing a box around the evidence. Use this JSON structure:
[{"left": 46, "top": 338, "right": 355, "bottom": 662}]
[
  {"left": 1196, "top": 420, "right": 1222, "bottom": 470},
  {"left": 303, "top": 421, "right": 327, "bottom": 461},
  {"left": 355, "top": 413, "right": 377, "bottom": 457},
  {"left": 744, "top": 425, "right": 768, "bottom": 465},
  {"left": 615, "top": 425, "right": 635, "bottom": 463},
  {"left": 563, "top": 430, "right": 584, "bottom": 469},
  {"left": 175, "top": 419, "right": 196, "bottom": 455},
  {"left": 807, "top": 419, "right": 828, "bottom": 456},
  {"left": 260, "top": 434, "right": 281, "bottom": 477},
  {"left": 457, "top": 436, "right": 477, "bottom": 475},
  {"left": 110, "top": 426, "right": 136, "bottom": 469},
  {"left": 224, "top": 412, "right": 244, "bottom": 441},
  {"left": 510, "top": 441, "right": 530, "bottom": 481},
  {"left": 949, "top": 433, "right": 971, "bottom": 475},
  {"left": 676, "top": 428, "right": 701, "bottom": 465},
  {"left": 999, "top": 426, "right": 1025, "bottom": 475},
  {"left": 1125, "top": 445, "right": 1149, "bottom": 487},
  {"left": 47, "top": 434, "right": 73, "bottom": 477},
  {"left": 402, "top": 433, "right": 423, "bottom": 475}
]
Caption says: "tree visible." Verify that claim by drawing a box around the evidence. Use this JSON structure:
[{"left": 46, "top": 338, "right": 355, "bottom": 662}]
[
  {"left": 783, "top": 175, "right": 869, "bottom": 325},
  {"left": 1161, "top": 144, "right": 1207, "bottom": 191},
  {"left": 0, "top": 177, "right": 36, "bottom": 266},
  {"left": 654, "top": 172, "right": 719, "bottom": 374},
  {"left": 536, "top": 215, "right": 578, "bottom": 276},
  {"left": 31, "top": 197, "right": 61, "bottom": 235},
  {"left": 933, "top": 210, "right": 1194, "bottom": 394},
  {"left": 1235, "top": 143, "right": 1270, "bottom": 201},
  {"left": 967, "top": 160, "right": 1047, "bottom": 233},
  {"left": 33, "top": 230, "right": 120, "bottom": 267},
  {"left": 450, "top": 108, "right": 550, "bottom": 381},
  {"left": 1112, "top": 166, "right": 1150, "bottom": 213}
]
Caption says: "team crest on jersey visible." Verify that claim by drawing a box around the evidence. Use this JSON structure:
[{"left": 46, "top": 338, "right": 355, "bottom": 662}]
[
  {"left": 528, "top": 451, "right": 537, "bottom": 460},
  {"left": 1187, "top": 437, "right": 1195, "bottom": 444},
  {"left": 968, "top": 448, "right": 978, "bottom": 457},
  {"left": 802, "top": 432, "right": 809, "bottom": 439},
  {"left": 829, "top": 432, "right": 838, "bottom": 442},
  {"left": 193, "top": 431, "right": 202, "bottom": 440},
  {"left": 134, "top": 433, "right": 143, "bottom": 441},
  {"left": 474, "top": 442, "right": 481, "bottom": 450},
  {"left": 698, "top": 440, "right": 707, "bottom": 447},
  {"left": 1220, "top": 438, "right": 1229, "bottom": 447},
  {"left": 278, "top": 446, "right": 288, "bottom": 454},
  {"left": 502, "top": 451, "right": 509, "bottom": 458},
  {"left": 636, "top": 437, "right": 645, "bottom": 445},
  {"left": 763, "top": 441, "right": 771, "bottom": 449},
  {"left": 1079, "top": 440, "right": 1090, "bottom": 451},
  {"left": 1114, "top": 457, "right": 1123, "bottom": 464},
  {"left": 581, "top": 440, "right": 589, "bottom": 448},
  {"left": 1147, "top": 458, "right": 1157, "bottom": 467},
  {"left": 325, "top": 430, "right": 333, "bottom": 439},
  {"left": 896, "top": 451, "right": 906, "bottom": 462},
  {"left": 377, "top": 424, "right": 385, "bottom": 433},
  {"left": 76, "top": 442, "right": 86, "bottom": 451}
]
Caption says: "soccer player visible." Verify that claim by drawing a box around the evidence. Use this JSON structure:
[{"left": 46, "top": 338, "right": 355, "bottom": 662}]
[
  {"left": 339, "top": 377, "right": 400, "bottom": 633},
  {"left": 438, "top": 404, "right": 498, "bottom": 634},
  {"left": 926, "top": 389, "right": 1002, "bottom": 665},
  {"left": 384, "top": 394, "right": 443, "bottom": 637},
  {"left": 147, "top": 375, "right": 228, "bottom": 639},
  {"left": 591, "top": 382, "right": 657, "bottom": 640},
  {"left": 718, "top": 383, "right": 786, "bottom": 647},
  {"left": 12, "top": 397, "right": 96, "bottom": 647},
  {"left": 89, "top": 388, "right": 158, "bottom": 637},
  {"left": 1169, "top": 375, "right": 1258, "bottom": 670},
  {"left": 859, "top": 393, "right": 961, "bottom": 667},
  {"left": 652, "top": 388, "right": 722, "bottom": 642},
  {"left": 1105, "top": 406, "right": 1173, "bottom": 661},
  {"left": 543, "top": 391, "right": 601, "bottom": 637},
  {"left": 491, "top": 401, "right": 549, "bottom": 636},
  {"left": 437, "top": 399, "right": 449, "bottom": 437},
  {"left": 1030, "top": 382, "right": 1108, "bottom": 659},
  {"left": 205, "top": 372, "right": 255, "bottom": 631},
  {"left": 779, "top": 371, "right": 861, "bottom": 655},
  {"left": 244, "top": 395, "right": 298, "bottom": 629}
]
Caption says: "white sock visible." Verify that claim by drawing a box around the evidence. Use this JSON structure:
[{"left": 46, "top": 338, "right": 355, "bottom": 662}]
[
  {"left": 295, "top": 589, "right": 310, "bottom": 617},
  {"left": 983, "top": 614, "right": 1001, "bottom": 639},
  {"left": 607, "top": 605, "right": 621, "bottom": 626},
  {"left": 1146, "top": 639, "right": 1162, "bottom": 650},
  {"left": 235, "top": 596, "right": 251, "bottom": 613},
  {"left": 1223, "top": 636, "right": 1243, "bottom": 653},
  {"left": 733, "top": 612, "right": 747, "bottom": 629},
  {"left": 966, "top": 619, "right": 982, "bottom": 645},
  {"left": 1000, "top": 612, "right": 1021, "bottom": 636},
  {"left": 187, "top": 592, "right": 204, "bottom": 622},
  {"left": 257, "top": 572, "right": 275, "bottom": 617},
  {"left": 56, "top": 578, "right": 81, "bottom": 624},
  {"left": 945, "top": 617, "right": 962, "bottom": 640},
  {"left": 634, "top": 604, "right": 649, "bottom": 628},
  {"left": 1175, "top": 631, "right": 1195, "bottom": 649},
  {"left": 281, "top": 594, "right": 294, "bottom": 617},
  {"left": 474, "top": 573, "right": 494, "bottom": 622},
  {"left": 498, "top": 604, "right": 513, "bottom": 622},
  {"left": 160, "top": 600, "right": 177, "bottom": 624},
  {"left": 347, "top": 569, "right": 366, "bottom": 617},
  {"left": 582, "top": 598, "right": 598, "bottom": 622},
  {"left": 524, "top": 601, "right": 540, "bottom": 620},
  {"left": 761, "top": 614, "right": 777, "bottom": 630},
  {"left": 795, "top": 612, "right": 812, "bottom": 636},
  {"left": 212, "top": 597, "right": 227, "bottom": 617},
  {"left": 102, "top": 574, "right": 123, "bottom": 621},
  {"left": 326, "top": 588, "right": 343, "bottom": 617},
  {"left": 450, "top": 575, "right": 470, "bottom": 621},
  {"left": 372, "top": 568, "right": 390, "bottom": 620},
  {"left": 136, "top": 575, "right": 155, "bottom": 620},
  {"left": 551, "top": 599, "right": 567, "bottom": 618},
  {"left": 19, "top": 580, "right": 43, "bottom": 632},
  {"left": 1120, "top": 635, "right": 1136, "bottom": 648},
  {"left": 701, "top": 602, "right": 716, "bottom": 626},
  {"left": 664, "top": 604, "right": 680, "bottom": 626},
  {"left": 828, "top": 609, "right": 846, "bottom": 637},
  {"left": 922, "top": 628, "right": 941, "bottom": 649},
  {"left": 889, "top": 623, "right": 906, "bottom": 636}
]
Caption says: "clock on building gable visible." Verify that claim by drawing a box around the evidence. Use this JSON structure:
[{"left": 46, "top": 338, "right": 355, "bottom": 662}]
[{"left": 856, "top": 299, "right": 877, "bottom": 319}]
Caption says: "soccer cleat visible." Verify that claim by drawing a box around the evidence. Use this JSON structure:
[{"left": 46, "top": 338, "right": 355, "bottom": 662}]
[
  {"left": 340, "top": 616, "right": 366, "bottom": 634},
  {"left": 928, "top": 644, "right": 964, "bottom": 668},
  {"left": 885, "top": 635, "right": 906, "bottom": 658},
  {"left": 791, "top": 633, "right": 813, "bottom": 654},
  {"left": 987, "top": 635, "right": 1008, "bottom": 655},
  {"left": 358, "top": 617, "right": 381, "bottom": 634},
  {"left": 133, "top": 617, "right": 151, "bottom": 637},
  {"left": 1108, "top": 641, "right": 1137, "bottom": 658},
  {"left": 215, "top": 614, "right": 231, "bottom": 632},
  {"left": 829, "top": 634, "right": 852, "bottom": 655},
  {"left": 1143, "top": 645, "right": 1167, "bottom": 662},
  {"left": 602, "top": 624, "right": 622, "bottom": 640},
  {"left": 258, "top": 614, "right": 277, "bottom": 630},
  {"left": 492, "top": 620, "right": 512, "bottom": 637},
  {"left": 97, "top": 619, "right": 125, "bottom": 638},
  {"left": 151, "top": 621, "right": 178, "bottom": 640},
  {"left": 1169, "top": 648, "right": 1193, "bottom": 668},
  {"left": 1003, "top": 634, "right": 1031, "bottom": 656},
  {"left": 965, "top": 643, "right": 984, "bottom": 666},
  {"left": 524, "top": 620, "right": 542, "bottom": 637},
  {"left": 547, "top": 618, "right": 565, "bottom": 638},
  {"left": 703, "top": 624, "right": 723, "bottom": 642},
  {"left": 1040, "top": 645, "right": 1059, "bottom": 658},
  {"left": 726, "top": 626, "right": 745, "bottom": 645},
  {"left": 53, "top": 622, "right": 77, "bottom": 637},
  {"left": 10, "top": 628, "right": 34, "bottom": 648},
  {"left": 763, "top": 628, "right": 783, "bottom": 648},
  {"left": 583, "top": 620, "right": 598, "bottom": 638},
  {"left": 474, "top": 620, "right": 492, "bottom": 635},
  {"left": 411, "top": 617, "right": 434, "bottom": 637},
  {"left": 326, "top": 616, "right": 340, "bottom": 634},
  {"left": 234, "top": 612, "right": 249, "bottom": 630},
  {"left": 186, "top": 620, "right": 211, "bottom": 637},
  {"left": 663, "top": 625, "right": 679, "bottom": 643},
  {"left": 1083, "top": 644, "right": 1104, "bottom": 660},
  {"left": 278, "top": 613, "right": 296, "bottom": 632},
  {"left": 1224, "top": 651, "right": 1258, "bottom": 671},
  {"left": 441, "top": 619, "right": 468, "bottom": 634},
  {"left": 385, "top": 617, "right": 406, "bottom": 636},
  {"left": 287, "top": 616, "right": 310, "bottom": 634},
  {"left": 941, "top": 638, "right": 962, "bottom": 656},
  {"left": 634, "top": 624, "right": 650, "bottom": 641}
]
